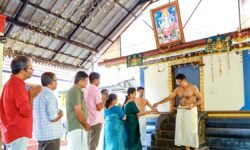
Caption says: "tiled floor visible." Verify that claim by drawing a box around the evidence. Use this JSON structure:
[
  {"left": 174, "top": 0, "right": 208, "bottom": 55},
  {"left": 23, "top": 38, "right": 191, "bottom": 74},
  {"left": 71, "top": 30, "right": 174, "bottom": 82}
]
[
  {"left": 2, "top": 134, "right": 152, "bottom": 150},
  {"left": 2, "top": 124, "right": 154, "bottom": 150}
]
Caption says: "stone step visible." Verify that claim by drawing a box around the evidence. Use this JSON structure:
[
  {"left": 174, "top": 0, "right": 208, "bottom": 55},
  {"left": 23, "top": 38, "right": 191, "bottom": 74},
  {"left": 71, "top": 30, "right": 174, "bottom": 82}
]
[
  {"left": 159, "top": 123, "right": 175, "bottom": 131},
  {"left": 160, "top": 130, "right": 175, "bottom": 139},
  {"left": 151, "top": 138, "right": 176, "bottom": 148},
  {"left": 168, "top": 116, "right": 176, "bottom": 123},
  {"left": 147, "top": 146, "right": 183, "bottom": 150},
  {"left": 206, "top": 128, "right": 250, "bottom": 138},
  {"left": 206, "top": 123, "right": 250, "bottom": 129},
  {"left": 208, "top": 146, "right": 249, "bottom": 150},
  {"left": 147, "top": 145, "right": 209, "bottom": 150},
  {"left": 164, "top": 123, "right": 175, "bottom": 131},
  {"left": 207, "top": 118, "right": 250, "bottom": 124},
  {"left": 151, "top": 130, "right": 175, "bottom": 141},
  {"left": 151, "top": 138, "right": 207, "bottom": 148},
  {"left": 206, "top": 118, "right": 250, "bottom": 128},
  {"left": 206, "top": 137, "right": 250, "bottom": 149},
  {"left": 157, "top": 115, "right": 176, "bottom": 123},
  {"left": 152, "top": 138, "right": 208, "bottom": 149}
]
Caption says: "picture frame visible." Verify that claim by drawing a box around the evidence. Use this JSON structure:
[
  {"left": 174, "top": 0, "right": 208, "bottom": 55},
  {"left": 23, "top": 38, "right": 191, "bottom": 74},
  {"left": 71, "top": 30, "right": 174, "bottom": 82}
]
[
  {"left": 127, "top": 53, "right": 143, "bottom": 67},
  {"left": 150, "top": 0, "right": 185, "bottom": 48}
]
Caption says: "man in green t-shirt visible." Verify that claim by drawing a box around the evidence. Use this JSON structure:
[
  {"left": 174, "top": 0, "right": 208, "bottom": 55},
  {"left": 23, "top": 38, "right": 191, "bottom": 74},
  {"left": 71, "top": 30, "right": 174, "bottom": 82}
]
[{"left": 66, "top": 71, "right": 90, "bottom": 150}]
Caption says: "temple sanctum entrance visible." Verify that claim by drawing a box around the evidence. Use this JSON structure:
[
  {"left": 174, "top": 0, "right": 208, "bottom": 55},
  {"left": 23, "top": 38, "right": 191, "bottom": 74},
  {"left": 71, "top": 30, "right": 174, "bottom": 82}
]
[
  {"left": 173, "top": 63, "right": 200, "bottom": 108},
  {"left": 168, "top": 58, "right": 205, "bottom": 112}
]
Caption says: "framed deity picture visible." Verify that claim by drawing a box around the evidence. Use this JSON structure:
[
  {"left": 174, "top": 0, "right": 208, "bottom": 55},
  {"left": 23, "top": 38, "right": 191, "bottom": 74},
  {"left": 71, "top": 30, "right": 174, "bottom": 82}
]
[
  {"left": 127, "top": 54, "right": 143, "bottom": 67},
  {"left": 150, "top": 0, "right": 185, "bottom": 48}
]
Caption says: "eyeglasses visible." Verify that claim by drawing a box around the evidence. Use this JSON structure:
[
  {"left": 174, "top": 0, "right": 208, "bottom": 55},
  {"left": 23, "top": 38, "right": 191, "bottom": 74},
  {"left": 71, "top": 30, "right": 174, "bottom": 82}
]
[
  {"left": 27, "top": 67, "right": 33, "bottom": 70},
  {"left": 25, "top": 67, "right": 33, "bottom": 71}
]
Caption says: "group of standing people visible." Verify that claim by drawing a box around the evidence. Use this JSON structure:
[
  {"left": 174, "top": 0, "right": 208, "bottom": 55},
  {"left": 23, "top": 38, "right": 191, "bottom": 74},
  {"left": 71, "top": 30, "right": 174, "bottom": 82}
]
[
  {"left": 104, "top": 87, "right": 159, "bottom": 150},
  {"left": 0, "top": 55, "right": 202, "bottom": 150},
  {"left": 66, "top": 71, "right": 105, "bottom": 150},
  {"left": 0, "top": 55, "right": 158, "bottom": 150},
  {"left": 0, "top": 56, "right": 104, "bottom": 150}
]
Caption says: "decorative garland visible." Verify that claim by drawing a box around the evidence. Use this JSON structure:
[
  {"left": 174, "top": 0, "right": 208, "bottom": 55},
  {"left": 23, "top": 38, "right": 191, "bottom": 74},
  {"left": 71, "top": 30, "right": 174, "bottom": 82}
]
[
  {"left": 157, "top": 63, "right": 166, "bottom": 72},
  {"left": 3, "top": 48, "right": 79, "bottom": 72},
  {"left": 103, "top": 34, "right": 250, "bottom": 72}
]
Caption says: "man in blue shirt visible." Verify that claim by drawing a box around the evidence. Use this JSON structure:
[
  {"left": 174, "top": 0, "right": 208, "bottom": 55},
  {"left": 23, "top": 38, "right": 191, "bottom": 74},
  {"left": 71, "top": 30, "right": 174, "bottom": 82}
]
[{"left": 33, "top": 72, "right": 63, "bottom": 150}]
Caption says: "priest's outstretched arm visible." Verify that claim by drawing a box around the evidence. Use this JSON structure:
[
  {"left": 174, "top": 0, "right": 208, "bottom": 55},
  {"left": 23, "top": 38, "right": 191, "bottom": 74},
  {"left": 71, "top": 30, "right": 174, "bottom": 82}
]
[
  {"left": 153, "top": 89, "right": 178, "bottom": 108},
  {"left": 146, "top": 100, "right": 159, "bottom": 112}
]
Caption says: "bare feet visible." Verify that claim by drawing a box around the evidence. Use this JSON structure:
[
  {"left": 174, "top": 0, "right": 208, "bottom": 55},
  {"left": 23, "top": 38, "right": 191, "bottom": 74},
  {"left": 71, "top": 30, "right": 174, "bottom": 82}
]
[{"left": 185, "top": 146, "right": 190, "bottom": 150}]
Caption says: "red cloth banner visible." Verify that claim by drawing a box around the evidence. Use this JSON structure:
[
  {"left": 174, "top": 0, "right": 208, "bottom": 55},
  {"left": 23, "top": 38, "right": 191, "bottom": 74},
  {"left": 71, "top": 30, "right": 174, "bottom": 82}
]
[{"left": 0, "top": 14, "right": 6, "bottom": 33}]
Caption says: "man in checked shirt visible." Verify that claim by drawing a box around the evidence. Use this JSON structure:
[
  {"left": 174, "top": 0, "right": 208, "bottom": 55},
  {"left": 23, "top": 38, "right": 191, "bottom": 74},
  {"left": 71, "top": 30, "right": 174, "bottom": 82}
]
[{"left": 33, "top": 72, "right": 64, "bottom": 150}]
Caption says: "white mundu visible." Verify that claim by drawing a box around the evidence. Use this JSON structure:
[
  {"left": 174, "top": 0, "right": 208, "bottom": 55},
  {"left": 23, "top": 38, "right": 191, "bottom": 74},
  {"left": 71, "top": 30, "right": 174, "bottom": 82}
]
[
  {"left": 175, "top": 107, "right": 199, "bottom": 148},
  {"left": 67, "top": 129, "right": 89, "bottom": 150},
  {"left": 139, "top": 116, "right": 147, "bottom": 145}
]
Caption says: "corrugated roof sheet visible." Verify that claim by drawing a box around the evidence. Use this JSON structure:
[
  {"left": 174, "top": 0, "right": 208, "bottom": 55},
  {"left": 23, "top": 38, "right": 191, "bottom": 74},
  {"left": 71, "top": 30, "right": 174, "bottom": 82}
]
[{"left": 1, "top": 0, "right": 151, "bottom": 69}]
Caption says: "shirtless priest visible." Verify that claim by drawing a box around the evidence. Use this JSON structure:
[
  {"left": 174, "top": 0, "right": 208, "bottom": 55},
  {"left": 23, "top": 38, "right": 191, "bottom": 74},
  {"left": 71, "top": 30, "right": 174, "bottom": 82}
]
[
  {"left": 153, "top": 74, "right": 203, "bottom": 150},
  {"left": 135, "top": 87, "right": 158, "bottom": 146}
]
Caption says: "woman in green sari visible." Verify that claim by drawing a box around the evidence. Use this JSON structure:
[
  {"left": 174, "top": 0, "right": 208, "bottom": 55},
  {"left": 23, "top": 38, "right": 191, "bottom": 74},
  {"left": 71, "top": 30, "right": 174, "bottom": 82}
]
[{"left": 123, "top": 88, "right": 152, "bottom": 150}]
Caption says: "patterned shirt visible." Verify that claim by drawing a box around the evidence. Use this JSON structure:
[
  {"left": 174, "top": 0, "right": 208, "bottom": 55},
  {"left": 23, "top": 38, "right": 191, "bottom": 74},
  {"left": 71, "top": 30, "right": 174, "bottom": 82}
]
[{"left": 33, "top": 87, "right": 63, "bottom": 141}]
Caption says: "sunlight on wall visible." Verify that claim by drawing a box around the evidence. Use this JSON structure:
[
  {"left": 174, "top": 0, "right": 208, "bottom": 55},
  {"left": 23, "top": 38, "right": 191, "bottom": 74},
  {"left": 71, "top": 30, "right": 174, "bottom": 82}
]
[
  {"left": 203, "top": 53, "right": 244, "bottom": 111},
  {"left": 144, "top": 64, "right": 170, "bottom": 112},
  {"left": 144, "top": 53, "right": 245, "bottom": 111},
  {"left": 121, "top": 0, "right": 248, "bottom": 56}
]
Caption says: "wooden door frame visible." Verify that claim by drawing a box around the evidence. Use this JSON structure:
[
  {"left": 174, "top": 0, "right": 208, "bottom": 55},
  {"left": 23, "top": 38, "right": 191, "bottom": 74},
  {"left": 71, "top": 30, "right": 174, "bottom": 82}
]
[{"left": 168, "top": 57, "right": 205, "bottom": 112}]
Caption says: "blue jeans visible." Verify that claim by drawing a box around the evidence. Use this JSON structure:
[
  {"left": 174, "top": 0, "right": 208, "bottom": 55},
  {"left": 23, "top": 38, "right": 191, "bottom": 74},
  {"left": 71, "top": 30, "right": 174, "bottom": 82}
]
[{"left": 6, "top": 137, "right": 28, "bottom": 150}]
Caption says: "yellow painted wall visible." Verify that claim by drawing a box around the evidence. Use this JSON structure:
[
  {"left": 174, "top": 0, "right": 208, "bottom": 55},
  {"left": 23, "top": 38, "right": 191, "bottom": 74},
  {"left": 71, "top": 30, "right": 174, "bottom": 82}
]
[{"left": 144, "top": 53, "right": 245, "bottom": 111}]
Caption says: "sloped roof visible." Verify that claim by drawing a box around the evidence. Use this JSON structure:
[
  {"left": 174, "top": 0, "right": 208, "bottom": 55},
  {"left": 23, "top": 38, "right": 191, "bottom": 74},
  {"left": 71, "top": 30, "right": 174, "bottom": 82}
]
[{"left": 0, "top": 0, "right": 152, "bottom": 69}]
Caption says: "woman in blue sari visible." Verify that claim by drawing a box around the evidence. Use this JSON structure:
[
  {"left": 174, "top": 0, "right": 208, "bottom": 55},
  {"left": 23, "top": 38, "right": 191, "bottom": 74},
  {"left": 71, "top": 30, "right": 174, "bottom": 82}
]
[{"left": 104, "top": 94, "right": 126, "bottom": 150}]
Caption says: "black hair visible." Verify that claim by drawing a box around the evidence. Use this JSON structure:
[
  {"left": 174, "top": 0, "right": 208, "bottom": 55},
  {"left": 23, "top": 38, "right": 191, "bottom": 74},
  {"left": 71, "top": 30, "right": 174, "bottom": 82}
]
[
  {"left": 89, "top": 72, "right": 100, "bottom": 84},
  {"left": 137, "top": 87, "right": 144, "bottom": 91},
  {"left": 123, "top": 87, "right": 136, "bottom": 105},
  {"left": 101, "top": 89, "right": 108, "bottom": 95},
  {"left": 41, "top": 72, "right": 56, "bottom": 86},
  {"left": 11, "top": 56, "right": 30, "bottom": 74},
  {"left": 105, "top": 93, "right": 117, "bottom": 109},
  {"left": 74, "top": 71, "right": 88, "bottom": 84},
  {"left": 176, "top": 74, "right": 186, "bottom": 80}
]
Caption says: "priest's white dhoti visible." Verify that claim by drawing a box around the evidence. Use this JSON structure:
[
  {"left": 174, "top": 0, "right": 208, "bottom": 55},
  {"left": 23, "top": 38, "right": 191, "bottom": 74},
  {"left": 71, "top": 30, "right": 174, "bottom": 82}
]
[{"left": 175, "top": 106, "right": 199, "bottom": 148}]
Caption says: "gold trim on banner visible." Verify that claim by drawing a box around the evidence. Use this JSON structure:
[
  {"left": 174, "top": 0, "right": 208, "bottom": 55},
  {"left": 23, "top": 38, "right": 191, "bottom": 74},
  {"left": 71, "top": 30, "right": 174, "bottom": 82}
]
[
  {"left": 103, "top": 36, "right": 250, "bottom": 68},
  {"left": 168, "top": 65, "right": 173, "bottom": 111},
  {"left": 144, "top": 45, "right": 205, "bottom": 61}
]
